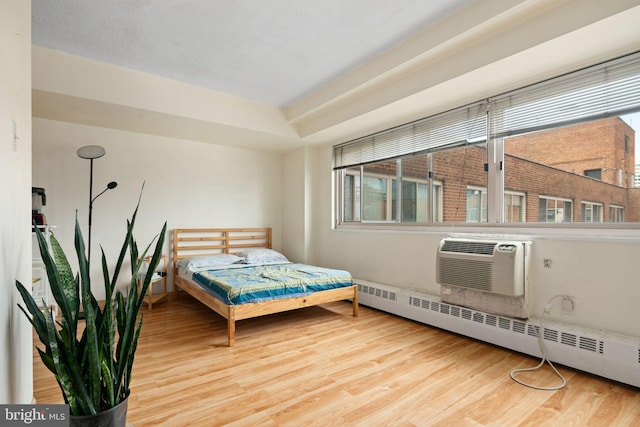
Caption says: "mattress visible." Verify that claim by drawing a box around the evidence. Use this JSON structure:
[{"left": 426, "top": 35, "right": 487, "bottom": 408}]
[{"left": 181, "top": 262, "right": 353, "bottom": 305}]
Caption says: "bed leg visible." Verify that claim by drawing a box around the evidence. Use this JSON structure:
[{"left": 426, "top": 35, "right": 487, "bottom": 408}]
[
  {"left": 352, "top": 285, "right": 359, "bottom": 317},
  {"left": 228, "top": 309, "right": 236, "bottom": 347}
]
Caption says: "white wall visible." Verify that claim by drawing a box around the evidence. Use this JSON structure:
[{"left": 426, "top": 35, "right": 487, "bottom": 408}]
[
  {"left": 306, "top": 145, "right": 640, "bottom": 339},
  {"left": 0, "top": 0, "right": 33, "bottom": 404},
  {"left": 32, "top": 118, "right": 283, "bottom": 300}
]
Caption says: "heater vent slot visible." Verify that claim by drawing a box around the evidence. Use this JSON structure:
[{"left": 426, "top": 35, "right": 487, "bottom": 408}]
[
  {"left": 579, "top": 337, "right": 598, "bottom": 353},
  {"left": 561, "top": 332, "right": 577, "bottom": 347},
  {"left": 451, "top": 306, "right": 461, "bottom": 318},
  {"left": 544, "top": 329, "right": 559, "bottom": 342},
  {"left": 528, "top": 325, "right": 539, "bottom": 337},
  {"left": 486, "top": 315, "right": 497, "bottom": 327},
  {"left": 513, "top": 321, "right": 526, "bottom": 334},
  {"left": 358, "top": 284, "right": 396, "bottom": 302},
  {"left": 473, "top": 312, "right": 484, "bottom": 323},
  {"left": 499, "top": 318, "right": 511, "bottom": 330}
]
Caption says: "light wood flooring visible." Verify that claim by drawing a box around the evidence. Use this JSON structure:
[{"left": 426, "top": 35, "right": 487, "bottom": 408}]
[{"left": 33, "top": 295, "right": 640, "bottom": 426}]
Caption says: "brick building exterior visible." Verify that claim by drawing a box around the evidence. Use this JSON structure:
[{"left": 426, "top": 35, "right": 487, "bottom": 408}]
[
  {"left": 357, "top": 117, "right": 640, "bottom": 223},
  {"left": 506, "top": 117, "right": 635, "bottom": 189},
  {"left": 432, "top": 117, "right": 639, "bottom": 222}
]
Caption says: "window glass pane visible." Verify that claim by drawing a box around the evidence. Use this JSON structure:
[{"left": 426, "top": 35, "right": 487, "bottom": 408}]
[
  {"left": 505, "top": 192, "right": 525, "bottom": 222},
  {"left": 400, "top": 155, "right": 429, "bottom": 223},
  {"left": 363, "top": 160, "right": 396, "bottom": 221},
  {"left": 402, "top": 181, "right": 417, "bottom": 221},
  {"left": 609, "top": 205, "right": 624, "bottom": 222},
  {"left": 432, "top": 144, "right": 487, "bottom": 222},
  {"left": 432, "top": 183, "right": 443, "bottom": 222},
  {"left": 466, "top": 188, "right": 487, "bottom": 222},
  {"left": 504, "top": 116, "right": 636, "bottom": 222},
  {"left": 343, "top": 168, "right": 361, "bottom": 222}
]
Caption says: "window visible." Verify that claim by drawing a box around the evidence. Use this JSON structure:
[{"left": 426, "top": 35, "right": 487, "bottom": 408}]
[
  {"left": 343, "top": 168, "right": 360, "bottom": 222},
  {"left": 539, "top": 197, "right": 573, "bottom": 223},
  {"left": 466, "top": 187, "right": 487, "bottom": 222},
  {"left": 400, "top": 155, "right": 429, "bottom": 222},
  {"left": 504, "top": 192, "right": 526, "bottom": 223},
  {"left": 581, "top": 201, "right": 603, "bottom": 223},
  {"left": 363, "top": 160, "right": 396, "bottom": 221},
  {"left": 609, "top": 205, "right": 625, "bottom": 222},
  {"left": 334, "top": 52, "right": 640, "bottom": 228},
  {"left": 339, "top": 155, "right": 444, "bottom": 224},
  {"left": 625, "top": 135, "right": 629, "bottom": 153},
  {"left": 585, "top": 169, "right": 602, "bottom": 180}
]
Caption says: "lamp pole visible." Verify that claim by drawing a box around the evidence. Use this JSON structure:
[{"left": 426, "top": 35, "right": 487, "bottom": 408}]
[{"left": 76, "top": 145, "right": 117, "bottom": 265}]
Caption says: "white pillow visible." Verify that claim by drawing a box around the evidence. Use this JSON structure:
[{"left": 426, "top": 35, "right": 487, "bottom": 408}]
[
  {"left": 236, "top": 248, "right": 288, "bottom": 264},
  {"left": 177, "top": 254, "right": 243, "bottom": 269}
]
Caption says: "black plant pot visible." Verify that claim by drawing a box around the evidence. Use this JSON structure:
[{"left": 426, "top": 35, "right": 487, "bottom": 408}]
[{"left": 70, "top": 397, "right": 128, "bottom": 427}]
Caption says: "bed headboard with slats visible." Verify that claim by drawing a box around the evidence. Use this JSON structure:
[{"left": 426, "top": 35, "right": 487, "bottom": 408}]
[{"left": 172, "top": 227, "right": 272, "bottom": 269}]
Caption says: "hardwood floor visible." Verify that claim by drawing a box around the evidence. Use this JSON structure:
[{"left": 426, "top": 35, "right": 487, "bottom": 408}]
[{"left": 33, "top": 295, "right": 640, "bottom": 426}]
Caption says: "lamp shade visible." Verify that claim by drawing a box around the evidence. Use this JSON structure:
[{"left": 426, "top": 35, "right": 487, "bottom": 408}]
[{"left": 77, "top": 145, "right": 106, "bottom": 159}]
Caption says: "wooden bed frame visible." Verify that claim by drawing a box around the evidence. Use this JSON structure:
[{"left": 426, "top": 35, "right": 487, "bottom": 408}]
[{"left": 172, "top": 228, "right": 358, "bottom": 346}]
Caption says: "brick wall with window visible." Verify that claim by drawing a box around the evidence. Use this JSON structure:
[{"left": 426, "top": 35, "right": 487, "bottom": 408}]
[
  {"left": 431, "top": 141, "right": 629, "bottom": 222},
  {"left": 505, "top": 117, "right": 635, "bottom": 189}
]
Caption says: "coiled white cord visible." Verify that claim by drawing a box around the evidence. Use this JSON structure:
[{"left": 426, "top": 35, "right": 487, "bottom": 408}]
[{"left": 509, "top": 295, "right": 567, "bottom": 390}]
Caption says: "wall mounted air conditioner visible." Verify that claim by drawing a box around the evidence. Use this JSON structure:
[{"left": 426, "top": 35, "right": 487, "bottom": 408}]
[{"left": 436, "top": 238, "right": 529, "bottom": 297}]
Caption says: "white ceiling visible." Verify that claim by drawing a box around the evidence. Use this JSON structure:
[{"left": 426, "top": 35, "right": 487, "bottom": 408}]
[{"left": 31, "top": 0, "right": 472, "bottom": 108}]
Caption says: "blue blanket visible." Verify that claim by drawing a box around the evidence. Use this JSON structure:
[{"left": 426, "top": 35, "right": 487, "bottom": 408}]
[{"left": 192, "top": 263, "right": 353, "bottom": 305}]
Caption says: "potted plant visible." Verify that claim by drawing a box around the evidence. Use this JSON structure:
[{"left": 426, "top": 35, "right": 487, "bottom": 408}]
[{"left": 16, "top": 197, "right": 166, "bottom": 427}]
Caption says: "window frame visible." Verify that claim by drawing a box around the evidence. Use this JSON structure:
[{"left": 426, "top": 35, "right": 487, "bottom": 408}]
[{"left": 333, "top": 52, "right": 640, "bottom": 231}]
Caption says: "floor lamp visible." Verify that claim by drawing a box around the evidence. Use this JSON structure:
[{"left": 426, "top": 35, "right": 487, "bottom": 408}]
[{"left": 76, "top": 145, "right": 118, "bottom": 265}]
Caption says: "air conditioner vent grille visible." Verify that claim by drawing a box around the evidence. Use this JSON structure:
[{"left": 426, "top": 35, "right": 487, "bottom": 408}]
[
  {"left": 438, "top": 258, "right": 492, "bottom": 291},
  {"left": 441, "top": 240, "right": 496, "bottom": 255}
]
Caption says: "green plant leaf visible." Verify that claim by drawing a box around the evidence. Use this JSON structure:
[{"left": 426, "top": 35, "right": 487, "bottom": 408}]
[
  {"left": 15, "top": 280, "right": 48, "bottom": 344},
  {"left": 50, "top": 234, "right": 78, "bottom": 325},
  {"left": 43, "top": 304, "right": 88, "bottom": 415},
  {"left": 33, "top": 226, "right": 76, "bottom": 336}
]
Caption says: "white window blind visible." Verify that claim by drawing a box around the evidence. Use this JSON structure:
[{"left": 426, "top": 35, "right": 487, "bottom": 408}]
[
  {"left": 333, "top": 103, "right": 487, "bottom": 169},
  {"left": 333, "top": 51, "right": 640, "bottom": 169},
  {"left": 489, "top": 52, "right": 640, "bottom": 138}
]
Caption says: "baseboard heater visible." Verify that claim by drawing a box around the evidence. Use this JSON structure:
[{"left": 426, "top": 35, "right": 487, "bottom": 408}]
[{"left": 354, "top": 279, "right": 640, "bottom": 389}]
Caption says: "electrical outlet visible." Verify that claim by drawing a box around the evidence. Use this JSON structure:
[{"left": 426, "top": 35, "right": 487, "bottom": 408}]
[
  {"left": 543, "top": 258, "right": 552, "bottom": 268},
  {"left": 561, "top": 296, "right": 575, "bottom": 314}
]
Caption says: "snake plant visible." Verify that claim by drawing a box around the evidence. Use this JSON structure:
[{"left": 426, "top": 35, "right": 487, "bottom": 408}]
[{"left": 16, "top": 198, "right": 166, "bottom": 416}]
